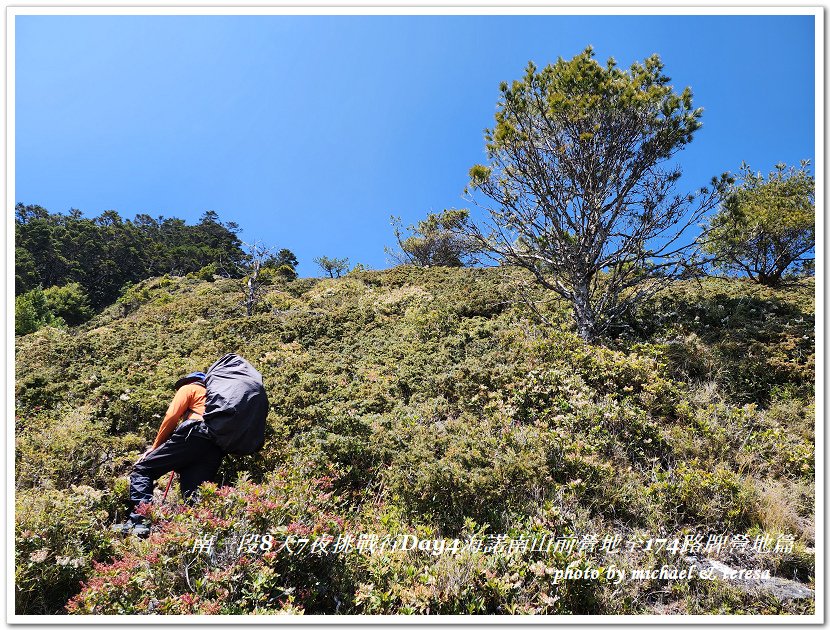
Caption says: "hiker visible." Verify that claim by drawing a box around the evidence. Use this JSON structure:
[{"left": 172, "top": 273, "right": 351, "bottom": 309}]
[
  {"left": 112, "top": 354, "right": 269, "bottom": 537},
  {"left": 112, "top": 371, "right": 223, "bottom": 536}
]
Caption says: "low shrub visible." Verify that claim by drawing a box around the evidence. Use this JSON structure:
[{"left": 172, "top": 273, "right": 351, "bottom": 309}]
[{"left": 16, "top": 486, "right": 116, "bottom": 614}]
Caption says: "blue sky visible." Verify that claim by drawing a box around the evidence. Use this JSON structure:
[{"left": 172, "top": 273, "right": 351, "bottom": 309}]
[{"left": 15, "top": 14, "right": 816, "bottom": 277}]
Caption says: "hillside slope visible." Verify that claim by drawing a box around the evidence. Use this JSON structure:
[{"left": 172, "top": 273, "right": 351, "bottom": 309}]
[{"left": 15, "top": 267, "right": 815, "bottom": 615}]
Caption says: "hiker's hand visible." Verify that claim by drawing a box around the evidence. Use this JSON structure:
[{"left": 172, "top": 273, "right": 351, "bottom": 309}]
[{"left": 135, "top": 447, "right": 154, "bottom": 464}]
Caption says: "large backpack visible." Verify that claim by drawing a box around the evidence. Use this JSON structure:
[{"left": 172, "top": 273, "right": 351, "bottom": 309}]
[{"left": 203, "top": 353, "right": 269, "bottom": 455}]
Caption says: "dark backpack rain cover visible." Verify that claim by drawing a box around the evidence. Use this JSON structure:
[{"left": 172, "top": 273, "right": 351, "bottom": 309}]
[{"left": 203, "top": 353, "right": 269, "bottom": 455}]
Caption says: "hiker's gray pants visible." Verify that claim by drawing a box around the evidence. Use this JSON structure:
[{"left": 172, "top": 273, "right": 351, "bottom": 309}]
[{"left": 129, "top": 419, "right": 224, "bottom": 507}]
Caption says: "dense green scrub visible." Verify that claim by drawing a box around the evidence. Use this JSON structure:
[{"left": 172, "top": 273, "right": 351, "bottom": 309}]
[{"left": 15, "top": 267, "right": 815, "bottom": 615}]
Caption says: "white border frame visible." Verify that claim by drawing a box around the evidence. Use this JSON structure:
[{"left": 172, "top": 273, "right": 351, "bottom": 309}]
[{"left": 5, "top": 3, "right": 823, "bottom": 626}]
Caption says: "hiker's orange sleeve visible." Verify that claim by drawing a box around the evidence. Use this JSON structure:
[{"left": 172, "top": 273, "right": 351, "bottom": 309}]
[{"left": 151, "top": 384, "right": 207, "bottom": 449}]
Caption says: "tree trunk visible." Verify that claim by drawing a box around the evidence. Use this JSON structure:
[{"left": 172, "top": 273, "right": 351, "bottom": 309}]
[
  {"left": 245, "top": 260, "right": 260, "bottom": 316},
  {"left": 757, "top": 271, "right": 782, "bottom": 287},
  {"left": 245, "top": 276, "right": 254, "bottom": 316},
  {"left": 572, "top": 282, "right": 596, "bottom": 342}
]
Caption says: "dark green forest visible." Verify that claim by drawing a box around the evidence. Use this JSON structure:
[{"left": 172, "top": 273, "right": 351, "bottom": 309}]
[
  {"left": 14, "top": 205, "right": 303, "bottom": 336},
  {"left": 15, "top": 204, "right": 248, "bottom": 307}
]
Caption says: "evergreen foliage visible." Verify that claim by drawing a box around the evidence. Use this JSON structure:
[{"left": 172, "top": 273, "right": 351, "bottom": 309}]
[
  {"left": 704, "top": 162, "right": 815, "bottom": 286},
  {"left": 267, "top": 249, "right": 300, "bottom": 281},
  {"left": 388, "top": 209, "right": 477, "bottom": 267},
  {"left": 15, "top": 286, "right": 64, "bottom": 336},
  {"left": 15, "top": 282, "right": 95, "bottom": 336},
  {"left": 314, "top": 255, "right": 350, "bottom": 278},
  {"left": 43, "top": 283, "right": 94, "bottom": 326}
]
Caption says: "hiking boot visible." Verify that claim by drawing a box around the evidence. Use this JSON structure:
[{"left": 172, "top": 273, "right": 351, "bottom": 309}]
[
  {"left": 110, "top": 521, "right": 135, "bottom": 534},
  {"left": 131, "top": 520, "right": 151, "bottom": 538},
  {"left": 111, "top": 514, "right": 150, "bottom": 537}
]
